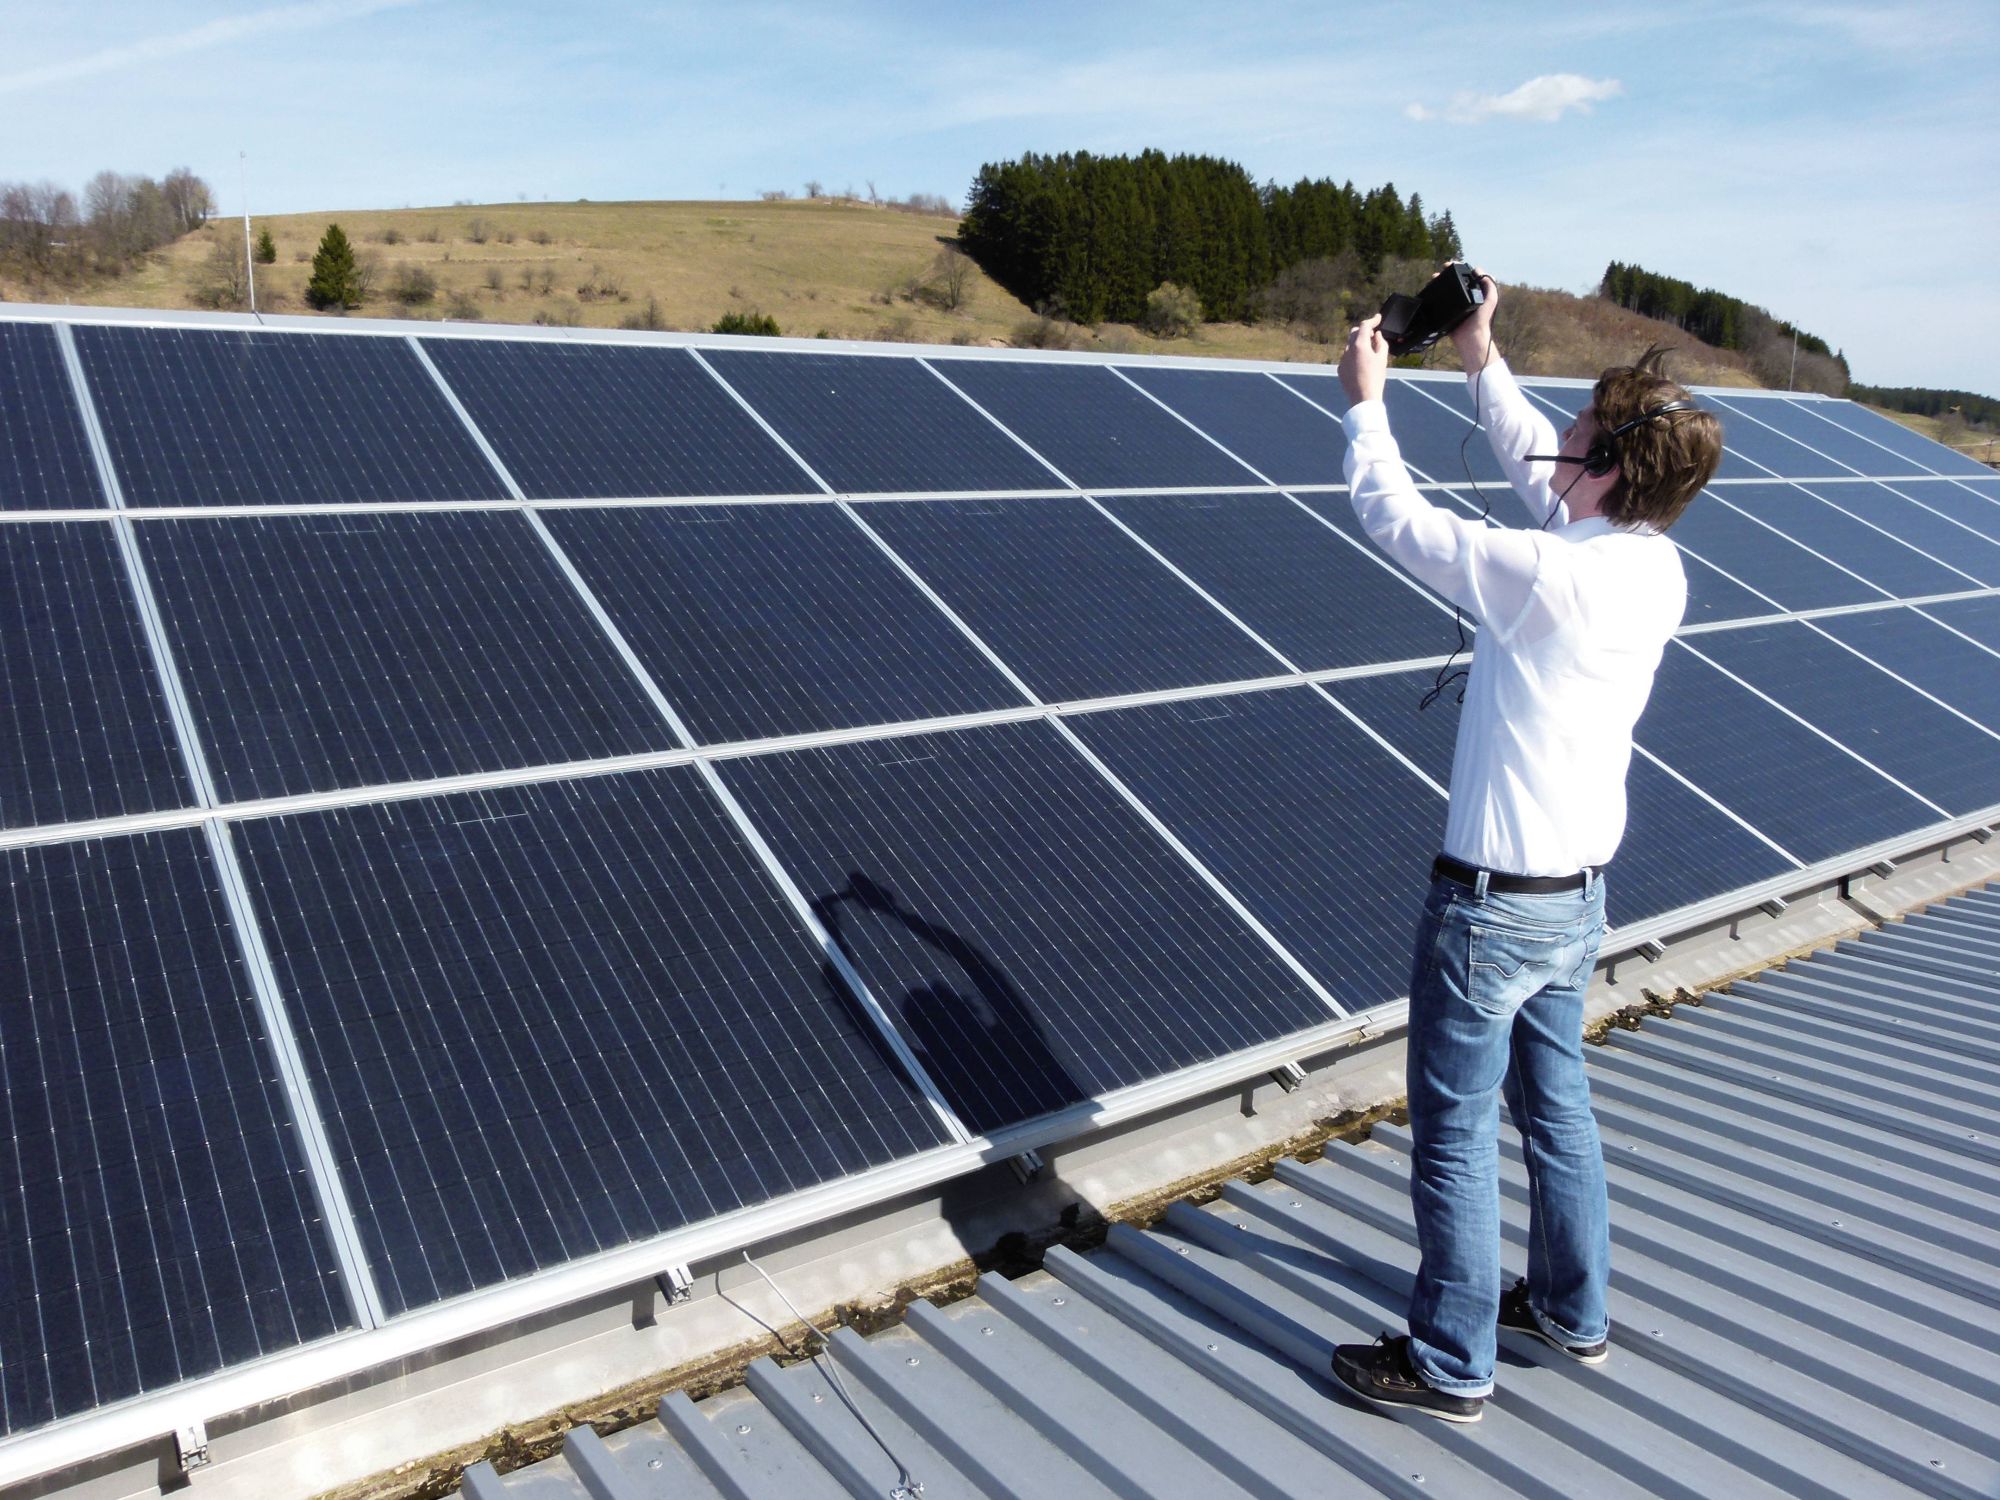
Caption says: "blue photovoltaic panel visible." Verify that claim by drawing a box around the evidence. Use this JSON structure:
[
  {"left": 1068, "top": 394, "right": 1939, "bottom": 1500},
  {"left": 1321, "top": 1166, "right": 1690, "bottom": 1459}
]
[
  {"left": 1319, "top": 667, "right": 1797, "bottom": 926},
  {"left": 0, "top": 322, "right": 107, "bottom": 510},
  {"left": 1676, "top": 542, "right": 1786, "bottom": 625},
  {"left": 1, "top": 827, "right": 350, "bottom": 1435},
  {"left": 1735, "top": 398, "right": 1930, "bottom": 476},
  {"left": 1687, "top": 622, "right": 2000, "bottom": 815},
  {"left": 1706, "top": 396, "right": 1870, "bottom": 480},
  {"left": 860, "top": 496, "right": 1282, "bottom": 701},
  {"left": 1816, "top": 607, "right": 2000, "bottom": 729},
  {"left": 1063, "top": 686, "right": 1437, "bottom": 1010},
  {"left": 1521, "top": 382, "right": 1782, "bottom": 483},
  {"left": 1712, "top": 483, "right": 1976, "bottom": 598},
  {"left": 234, "top": 770, "right": 950, "bottom": 1316},
  {"left": 1788, "top": 401, "right": 1997, "bottom": 480},
  {"left": 926, "top": 359, "right": 1259, "bottom": 491},
  {"left": 720, "top": 720, "right": 1334, "bottom": 1133},
  {"left": 1799, "top": 482, "right": 2000, "bottom": 587},
  {"left": 1862, "top": 478, "right": 2000, "bottom": 549},
  {"left": 421, "top": 338, "right": 812, "bottom": 499},
  {"left": 1, "top": 522, "right": 192, "bottom": 829},
  {"left": 73, "top": 326, "right": 504, "bottom": 507},
  {"left": 540, "top": 504, "right": 1029, "bottom": 743},
  {"left": 1640, "top": 641, "right": 1940, "bottom": 862},
  {"left": 138, "top": 511, "right": 674, "bottom": 802},
  {"left": 1921, "top": 593, "right": 2000, "bottom": 653},
  {"left": 1668, "top": 493, "right": 1884, "bottom": 611},
  {"left": 699, "top": 350, "right": 1055, "bottom": 493},
  {"left": 1372, "top": 380, "right": 1508, "bottom": 485},
  {"left": 1099, "top": 492, "right": 1451, "bottom": 670},
  {"left": 1116, "top": 366, "right": 1348, "bottom": 485}
]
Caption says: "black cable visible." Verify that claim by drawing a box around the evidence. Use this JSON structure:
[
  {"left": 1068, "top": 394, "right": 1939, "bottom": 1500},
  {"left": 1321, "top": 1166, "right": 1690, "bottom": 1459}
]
[{"left": 1418, "top": 323, "right": 1495, "bottom": 711}]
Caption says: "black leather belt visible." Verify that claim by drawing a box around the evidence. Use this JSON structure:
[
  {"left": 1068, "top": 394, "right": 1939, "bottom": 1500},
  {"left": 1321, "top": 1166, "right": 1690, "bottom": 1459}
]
[{"left": 1432, "top": 854, "right": 1589, "bottom": 894}]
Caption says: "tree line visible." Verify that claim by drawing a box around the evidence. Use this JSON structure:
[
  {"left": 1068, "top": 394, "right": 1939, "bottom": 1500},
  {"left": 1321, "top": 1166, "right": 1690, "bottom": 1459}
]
[
  {"left": 958, "top": 150, "right": 1461, "bottom": 326},
  {"left": 1598, "top": 260, "right": 1848, "bottom": 393},
  {"left": 1, "top": 168, "right": 214, "bottom": 282},
  {"left": 1848, "top": 385, "right": 1999, "bottom": 428}
]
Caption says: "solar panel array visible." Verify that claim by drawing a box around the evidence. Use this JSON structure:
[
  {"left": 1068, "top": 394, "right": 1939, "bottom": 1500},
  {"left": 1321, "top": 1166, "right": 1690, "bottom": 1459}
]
[{"left": 3, "top": 310, "right": 1996, "bottom": 1445}]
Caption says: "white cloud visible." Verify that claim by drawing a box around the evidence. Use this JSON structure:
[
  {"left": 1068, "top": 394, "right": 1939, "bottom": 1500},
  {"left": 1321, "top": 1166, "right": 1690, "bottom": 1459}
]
[
  {"left": 1407, "top": 73, "right": 1623, "bottom": 125},
  {"left": 0, "top": 0, "right": 427, "bottom": 97}
]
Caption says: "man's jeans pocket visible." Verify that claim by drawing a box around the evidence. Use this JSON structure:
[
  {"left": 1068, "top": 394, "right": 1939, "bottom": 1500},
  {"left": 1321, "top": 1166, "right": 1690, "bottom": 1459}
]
[{"left": 1466, "top": 922, "right": 1574, "bottom": 1018}]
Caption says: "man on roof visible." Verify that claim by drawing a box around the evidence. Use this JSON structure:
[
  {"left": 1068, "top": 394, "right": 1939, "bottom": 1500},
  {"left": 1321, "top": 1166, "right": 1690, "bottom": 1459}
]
[{"left": 1327, "top": 268, "right": 1724, "bottom": 1424}]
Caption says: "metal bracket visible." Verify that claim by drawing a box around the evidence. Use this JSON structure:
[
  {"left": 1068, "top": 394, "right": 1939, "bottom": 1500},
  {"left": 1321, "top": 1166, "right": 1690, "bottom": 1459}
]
[
  {"left": 1008, "top": 1149, "right": 1046, "bottom": 1184},
  {"left": 1971, "top": 827, "right": 1994, "bottom": 844},
  {"left": 175, "top": 1421, "right": 210, "bottom": 1475},
  {"left": 1868, "top": 860, "right": 1896, "bottom": 879},
  {"left": 657, "top": 1265, "right": 695, "bottom": 1307},
  {"left": 1269, "top": 1061, "right": 1308, "bottom": 1093},
  {"left": 1758, "top": 896, "right": 1788, "bottom": 919},
  {"left": 1636, "top": 939, "right": 1667, "bottom": 963}
]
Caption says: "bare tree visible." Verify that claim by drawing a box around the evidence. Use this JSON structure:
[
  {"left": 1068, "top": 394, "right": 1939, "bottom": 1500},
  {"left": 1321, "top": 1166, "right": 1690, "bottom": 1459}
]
[
  {"left": 866, "top": 179, "right": 880, "bottom": 205},
  {"left": 161, "top": 168, "right": 214, "bottom": 234},
  {"left": 804, "top": 179, "right": 823, "bottom": 199},
  {"left": 191, "top": 237, "right": 249, "bottom": 309}
]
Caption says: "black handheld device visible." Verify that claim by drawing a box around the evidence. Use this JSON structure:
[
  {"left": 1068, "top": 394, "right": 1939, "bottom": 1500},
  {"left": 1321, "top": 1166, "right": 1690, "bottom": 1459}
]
[{"left": 1378, "top": 263, "right": 1485, "bottom": 356}]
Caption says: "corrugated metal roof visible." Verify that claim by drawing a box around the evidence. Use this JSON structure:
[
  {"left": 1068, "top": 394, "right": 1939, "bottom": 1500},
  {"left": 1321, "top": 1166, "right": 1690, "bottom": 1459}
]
[{"left": 457, "top": 885, "right": 2000, "bottom": 1500}]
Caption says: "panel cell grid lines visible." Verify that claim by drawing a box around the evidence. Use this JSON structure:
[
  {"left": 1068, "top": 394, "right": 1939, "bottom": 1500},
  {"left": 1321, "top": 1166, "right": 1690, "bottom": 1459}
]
[
  {"left": 1098, "top": 492, "right": 1452, "bottom": 670},
  {"left": 1816, "top": 606, "right": 2000, "bottom": 729},
  {"left": 719, "top": 720, "right": 1335, "bottom": 1133},
  {"left": 1374, "top": 380, "right": 1507, "bottom": 484},
  {"left": 1826, "top": 483, "right": 2000, "bottom": 584},
  {"left": 1686, "top": 621, "right": 2000, "bottom": 815},
  {"left": 1796, "top": 402, "right": 1998, "bottom": 480},
  {"left": 1708, "top": 482, "right": 1977, "bottom": 598},
  {"left": 1921, "top": 593, "right": 2000, "bottom": 653},
  {"left": 859, "top": 496, "right": 1284, "bottom": 702},
  {"left": 1, "top": 522, "right": 193, "bottom": 829},
  {"left": 0, "top": 323, "right": 106, "bottom": 510},
  {"left": 233, "top": 769, "right": 951, "bottom": 1317},
  {"left": 420, "top": 339, "right": 813, "bottom": 499},
  {"left": 539, "top": 504, "right": 1029, "bottom": 745},
  {"left": 1718, "top": 396, "right": 1929, "bottom": 477},
  {"left": 137, "top": 511, "right": 675, "bottom": 802},
  {"left": 925, "top": 359, "right": 1259, "bottom": 491},
  {"left": 72, "top": 326, "right": 505, "bottom": 507},
  {"left": 1062, "top": 686, "right": 1438, "bottom": 1009},
  {"left": 1881, "top": 479, "right": 2000, "bottom": 546},
  {"left": 1, "top": 827, "right": 350, "bottom": 1435},
  {"left": 1639, "top": 642, "right": 1940, "bottom": 864},
  {"left": 1667, "top": 493, "right": 1883, "bottom": 612},
  {"left": 1115, "top": 366, "right": 1348, "bottom": 485},
  {"left": 698, "top": 350, "right": 1056, "bottom": 494},
  {"left": 1318, "top": 667, "right": 1799, "bottom": 928}
]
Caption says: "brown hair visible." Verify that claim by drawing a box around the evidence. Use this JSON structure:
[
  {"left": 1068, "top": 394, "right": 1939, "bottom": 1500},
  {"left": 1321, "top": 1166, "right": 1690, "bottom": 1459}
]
[{"left": 1591, "top": 345, "right": 1724, "bottom": 531}]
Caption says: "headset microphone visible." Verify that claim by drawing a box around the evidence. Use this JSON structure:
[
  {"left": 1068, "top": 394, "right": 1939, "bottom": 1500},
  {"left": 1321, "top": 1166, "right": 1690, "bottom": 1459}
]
[{"left": 1525, "top": 400, "right": 1699, "bottom": 479}]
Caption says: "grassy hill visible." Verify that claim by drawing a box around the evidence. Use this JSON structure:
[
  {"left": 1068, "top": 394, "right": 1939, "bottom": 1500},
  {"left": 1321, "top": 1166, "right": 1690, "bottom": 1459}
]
[{"left": 7, "top": 195, "right": 1991, "bottom": 465}]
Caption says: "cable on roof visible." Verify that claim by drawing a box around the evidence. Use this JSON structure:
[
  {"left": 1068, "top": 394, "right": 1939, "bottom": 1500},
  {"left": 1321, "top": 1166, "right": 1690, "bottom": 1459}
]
[{"left": 735, "top": 1250, "right": 924, "bottom": 1499}]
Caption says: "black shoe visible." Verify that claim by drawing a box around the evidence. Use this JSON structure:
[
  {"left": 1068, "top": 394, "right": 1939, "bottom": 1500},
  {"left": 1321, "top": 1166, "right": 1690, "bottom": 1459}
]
[
  {"left": 1330, "top": 1334, "right": 1484, "bottom": 1423},
  {"left": 1498, "top": 1278, "right": 1608, "bottom": 1364}
]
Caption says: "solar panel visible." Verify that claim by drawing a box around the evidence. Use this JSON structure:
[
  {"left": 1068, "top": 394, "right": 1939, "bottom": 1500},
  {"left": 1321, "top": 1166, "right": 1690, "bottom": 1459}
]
[
  {"left": 1097, "top": 492, "right": 1454, "bottom": 670},
  {"left": 1722, "top": 397, "right": 1929, "bottom": 477},
  {"left": 1702, "top": 395, "right": 1859, "bottom": 480},
  {"left": 1815, "top": 606, "right": 2000, "bottom": 728},
  {"left": 1, "top": 522, "right": 193, "bottom": 829},
  {"left": 0, "top": 323, "right": 107, "bottom": 510},
  {"left": 1115, "top": 366, "right": 1348, "bottom": 485},
  {"left": 924, "top": 360, "right": 1259, "bottom": 490},
  {"left": 1669, "top": 492, "right": 1884, "bottom": 611},
  {"left": 1784, "top": 401, "right": 1997, "bottom": 480},
  {"left": 1919, "top": 593, "right": 2000, "bottom": 652},
  {"left": 1686, "top": 621, "right": 2000, "bottom": 815},
  {"left": 718, "top": 720, "right": 1335, "bottom": 1133},
  {"left": 1709, "top": 482, "right": 1976, "bottom": 598},
  {"left": 1793, "top": 482, "right": 2000, "bottom": 586},
  {"left": 232, "top": 769, "right": 952, "bottom": 1316},
  {"left": 1062, "top": 686, "right": 1438, "bottom": 1009},
  {"left": 72, "top": 327, "right": 504, "bottom": 507},
  {"left": 420, "top": 338, "right": 813, "bottom": 498},
  {"left": 1316, "top": 666, "right": 1799, "bottom": 926},
  {"left": 1857, "top": 478, "right": 2000, "bottom": 552},
  {"left": 538, "top": 503, "right": 1029, "bottom": 743},
  {"left": 858, "top": 496, "right": 1284, "bottom": 702},
  {"left": 698, "top": 350, "right": 1056, "bottom": 493},
  {"left": 1371, "top": 380, "right": 1509, "bottom": 485},
  {"left": 1, "top": 827, "right": 351, "bottom": 1434},
  {"left": 137, "top": 511, "right": 675, "bottom": 801},
  {"left": 1640, "top": 642, "right": 1942, "bottom": 862}
]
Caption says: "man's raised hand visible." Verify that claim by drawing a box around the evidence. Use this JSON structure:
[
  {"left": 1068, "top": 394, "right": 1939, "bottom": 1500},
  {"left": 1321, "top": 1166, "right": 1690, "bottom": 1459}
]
[
  {"left": 1339, "top": 313, "right": 1389, "bottom": 407},
  {"left": 1448, "top": 263, "right": 1499, "bottom": 367}
]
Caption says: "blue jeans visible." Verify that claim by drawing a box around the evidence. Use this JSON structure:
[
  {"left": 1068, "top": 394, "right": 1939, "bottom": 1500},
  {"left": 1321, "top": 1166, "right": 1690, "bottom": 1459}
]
[{"left": 1404, "top": 869, "right": 1610, "bottom": 1395}]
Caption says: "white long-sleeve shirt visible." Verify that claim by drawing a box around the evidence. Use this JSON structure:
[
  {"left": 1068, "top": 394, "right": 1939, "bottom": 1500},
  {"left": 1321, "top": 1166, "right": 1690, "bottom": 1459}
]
[{"left": 1342, "top": 360, "right": 1687, "bottom": 875}]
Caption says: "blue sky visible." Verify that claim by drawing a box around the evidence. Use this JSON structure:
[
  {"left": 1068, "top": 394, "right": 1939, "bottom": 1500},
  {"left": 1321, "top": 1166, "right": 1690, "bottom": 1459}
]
[{"left": 5, "top": 0, "right": 1995, "bottom": 391}]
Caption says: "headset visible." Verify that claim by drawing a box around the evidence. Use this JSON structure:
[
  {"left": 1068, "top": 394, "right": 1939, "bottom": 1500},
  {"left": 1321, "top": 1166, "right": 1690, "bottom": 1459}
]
[{"left": 1527, "top": 399, "right": 1699, "bottom": 478}]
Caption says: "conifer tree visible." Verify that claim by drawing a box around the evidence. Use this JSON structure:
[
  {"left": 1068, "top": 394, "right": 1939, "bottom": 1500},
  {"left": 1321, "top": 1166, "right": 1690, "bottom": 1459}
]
[
  {"left": 305, "top": 223, "right": 361, "bottom": 310},
  {"left": 254, "top": 227, "right": 276, "bottom": 264}
]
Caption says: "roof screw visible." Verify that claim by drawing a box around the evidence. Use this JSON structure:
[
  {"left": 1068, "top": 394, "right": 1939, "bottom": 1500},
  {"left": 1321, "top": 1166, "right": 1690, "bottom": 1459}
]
[
  {"left": 1412, "top": 1476, "right": 1426, "bottom": 1485},
  {"left": 812, "top": 1392, "right": 824, "bottom": 1403},
  {"left": 647, "top": 1458, "right": 663, "bottom": 1470},
  {"left": 1175, "top": 1245, "right": 1189, "bottom": 1255},
  {"left": 1052, "top": 1297, "right": 1067, "bottom": 1307},
  {"left": 1205, "top": 1343, "right": 1220, "bottom": 1352},
  {"left": 736, "top": 1424, "right": 751, "bottom": 1435},
  {"left": 981, "top": 1326, "right": 995, "bottom": 1336},
  {"left": 1931, "top": 1459, "right": 1945, "bottom": 1468},
  {"left": 906, "top": 1356, "right": 920, "bottom": 1366},
  {"left": 1831, "top": 1219, "right": 1843, "bottom": 1228},
  {"left": 1290, "top": 1200, "right": 1303, "bottom": 1208}
]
